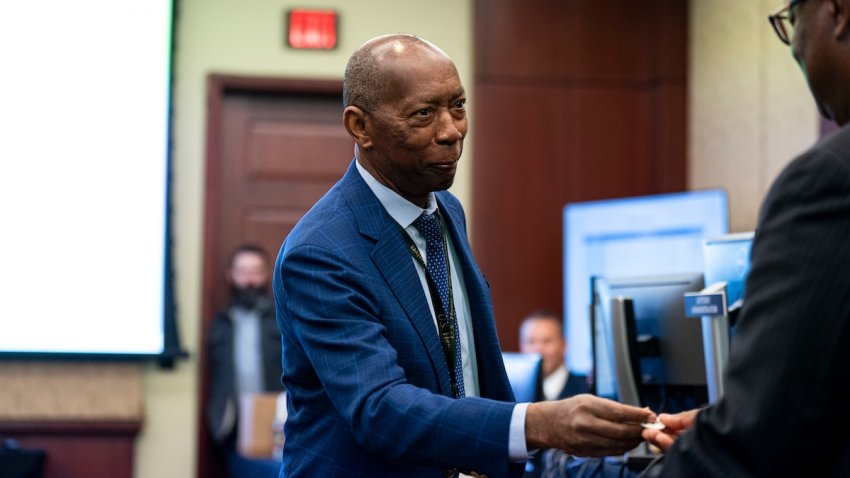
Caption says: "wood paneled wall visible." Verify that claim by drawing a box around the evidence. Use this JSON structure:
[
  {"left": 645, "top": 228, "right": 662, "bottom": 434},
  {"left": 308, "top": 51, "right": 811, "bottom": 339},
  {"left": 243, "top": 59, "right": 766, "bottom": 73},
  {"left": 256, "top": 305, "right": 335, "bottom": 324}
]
[{"left": 472, "top": 0, "right": 688, "bottom": 351}]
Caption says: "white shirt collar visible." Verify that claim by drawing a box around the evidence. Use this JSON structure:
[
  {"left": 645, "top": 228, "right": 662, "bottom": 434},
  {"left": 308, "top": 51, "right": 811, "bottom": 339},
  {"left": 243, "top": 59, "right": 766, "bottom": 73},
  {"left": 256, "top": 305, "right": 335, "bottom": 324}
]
[
  {"left": 355, "top": 158, "right": 437, "bottom": 228},
  {"left": 543, "top": 364, "right": 569, "bottom": 401}
]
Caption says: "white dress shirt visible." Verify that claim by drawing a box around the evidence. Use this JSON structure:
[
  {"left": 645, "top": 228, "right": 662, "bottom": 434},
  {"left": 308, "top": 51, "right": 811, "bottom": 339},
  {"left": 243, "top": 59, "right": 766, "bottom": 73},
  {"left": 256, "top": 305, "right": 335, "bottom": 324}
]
[{"left": 543, "top": 364, "right": 569, "bottom": 401}]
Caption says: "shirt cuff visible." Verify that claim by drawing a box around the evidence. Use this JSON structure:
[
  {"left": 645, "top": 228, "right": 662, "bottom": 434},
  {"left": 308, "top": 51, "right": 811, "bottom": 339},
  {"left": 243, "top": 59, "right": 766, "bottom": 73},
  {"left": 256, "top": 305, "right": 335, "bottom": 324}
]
[{"left": 508, "top": 402, "right": 532, "bottom": 462}]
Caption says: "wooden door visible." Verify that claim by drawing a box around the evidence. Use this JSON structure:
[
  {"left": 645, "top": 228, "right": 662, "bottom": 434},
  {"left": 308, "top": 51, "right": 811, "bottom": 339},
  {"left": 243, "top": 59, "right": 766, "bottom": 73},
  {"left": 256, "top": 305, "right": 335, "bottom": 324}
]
[{"left": 198, "top": 75, "right": 352, "bottom": 478}]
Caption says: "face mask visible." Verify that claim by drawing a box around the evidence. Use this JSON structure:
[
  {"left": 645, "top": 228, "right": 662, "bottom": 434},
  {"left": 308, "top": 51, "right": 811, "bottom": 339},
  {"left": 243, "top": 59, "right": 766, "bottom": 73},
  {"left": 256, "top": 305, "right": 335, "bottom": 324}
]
[{"left": 231, "top": 285, "right": 266, "bottom": 309}]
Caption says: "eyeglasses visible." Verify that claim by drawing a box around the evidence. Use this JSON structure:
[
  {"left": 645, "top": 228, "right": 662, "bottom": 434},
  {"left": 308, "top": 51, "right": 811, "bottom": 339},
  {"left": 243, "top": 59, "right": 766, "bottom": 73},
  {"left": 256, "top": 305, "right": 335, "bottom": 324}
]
[{"left": 768, "top": 0, "right": 806, "bottom": 45}]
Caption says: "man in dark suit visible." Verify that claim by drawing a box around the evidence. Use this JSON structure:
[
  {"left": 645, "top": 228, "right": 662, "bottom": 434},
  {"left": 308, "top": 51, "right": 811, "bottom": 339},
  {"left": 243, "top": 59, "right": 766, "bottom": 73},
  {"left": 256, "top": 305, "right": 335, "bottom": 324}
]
[
  {"left": 274, "top": 33, "right": 653, "bottom": 478},
  {"left": 206, "top": 244, "right": 283, "bottom": 451},
  {"left": 642, "top": 1, "right": 850, "bottom": 475},
  {"left": 519, "top": 311, "right": 590, "bottom": 402}
]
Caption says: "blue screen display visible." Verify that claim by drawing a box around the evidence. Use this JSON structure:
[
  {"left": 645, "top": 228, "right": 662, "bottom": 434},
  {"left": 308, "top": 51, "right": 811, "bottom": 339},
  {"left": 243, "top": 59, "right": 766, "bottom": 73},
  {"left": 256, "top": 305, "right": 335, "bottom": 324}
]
[
  {"left": 564, "top": 189, "right": 729, "bottom": 374},
  {"left": 703, "top": 232, "right": 754, "bottom": 308}
]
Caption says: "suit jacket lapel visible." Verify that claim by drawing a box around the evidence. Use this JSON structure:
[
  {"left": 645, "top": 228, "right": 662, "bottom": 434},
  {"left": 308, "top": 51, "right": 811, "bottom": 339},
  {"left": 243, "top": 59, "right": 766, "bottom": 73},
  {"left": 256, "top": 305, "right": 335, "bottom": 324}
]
[
  {"left": 339, "top": 162, "right": 454, "bottom": 396},
  {"left": 436, "top": 193, "right": 494, "bottom": 336},
  {"left": 436, "top": 193, "right": 512, "bottom": 400},
  {"left": 372, "top": 235, "right": 454, "bottom": 396}
]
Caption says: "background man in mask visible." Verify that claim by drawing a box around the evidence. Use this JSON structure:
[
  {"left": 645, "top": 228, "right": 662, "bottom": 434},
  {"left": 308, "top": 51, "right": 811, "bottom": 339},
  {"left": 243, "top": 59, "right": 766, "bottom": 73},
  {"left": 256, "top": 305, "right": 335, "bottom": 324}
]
[{"left": 205, "top": 243, "right": 283, "bottom": 455}]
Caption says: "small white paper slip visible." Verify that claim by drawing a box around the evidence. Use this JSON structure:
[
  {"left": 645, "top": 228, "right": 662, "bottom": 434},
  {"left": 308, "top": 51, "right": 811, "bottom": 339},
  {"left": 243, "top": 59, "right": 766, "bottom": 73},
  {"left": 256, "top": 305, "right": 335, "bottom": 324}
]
[{"left": 641, "top": 418, "right": 666, "bottom": 430}]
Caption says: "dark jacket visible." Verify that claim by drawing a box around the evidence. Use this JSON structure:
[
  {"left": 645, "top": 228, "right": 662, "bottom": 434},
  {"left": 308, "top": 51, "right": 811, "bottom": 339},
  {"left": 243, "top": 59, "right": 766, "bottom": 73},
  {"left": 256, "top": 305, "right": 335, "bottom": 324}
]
[{"left": 205, "top": 295, "right": 283, "bottom": 445}]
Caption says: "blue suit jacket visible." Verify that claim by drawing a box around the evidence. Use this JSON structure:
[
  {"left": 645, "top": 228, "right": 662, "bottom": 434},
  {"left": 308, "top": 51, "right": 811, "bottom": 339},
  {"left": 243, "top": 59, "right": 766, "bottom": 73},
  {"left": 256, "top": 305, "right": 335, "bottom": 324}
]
[{"left": 274, "top": 161, "right": 523, "bottom": 477}]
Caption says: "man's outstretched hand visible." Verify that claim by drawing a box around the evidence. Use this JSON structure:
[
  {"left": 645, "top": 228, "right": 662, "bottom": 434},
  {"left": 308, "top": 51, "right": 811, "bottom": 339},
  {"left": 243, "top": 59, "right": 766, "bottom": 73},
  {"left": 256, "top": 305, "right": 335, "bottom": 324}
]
[{"left": 525, "top": 394, "right": 654, "bottom": 457}]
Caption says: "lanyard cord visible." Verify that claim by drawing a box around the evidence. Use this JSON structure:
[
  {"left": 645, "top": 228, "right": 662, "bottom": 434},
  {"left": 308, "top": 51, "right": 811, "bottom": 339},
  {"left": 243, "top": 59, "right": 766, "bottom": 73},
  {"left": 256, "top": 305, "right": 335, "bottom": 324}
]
[{"left": 399, "top": 220, "right": 461, "bottom": 398}]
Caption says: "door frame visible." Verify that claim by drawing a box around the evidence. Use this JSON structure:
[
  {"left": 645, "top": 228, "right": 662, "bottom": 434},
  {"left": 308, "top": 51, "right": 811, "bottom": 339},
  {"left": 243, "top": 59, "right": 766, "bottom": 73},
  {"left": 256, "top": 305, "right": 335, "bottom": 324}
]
[{"left": 197, "top": 74, "right": 344, "bottom": 478}]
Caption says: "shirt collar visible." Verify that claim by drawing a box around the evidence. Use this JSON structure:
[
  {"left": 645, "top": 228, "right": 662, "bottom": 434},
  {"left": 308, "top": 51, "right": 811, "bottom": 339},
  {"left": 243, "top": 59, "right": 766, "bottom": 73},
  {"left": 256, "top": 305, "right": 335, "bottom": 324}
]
[{"left": 355, "top": 159, "right": 437, "bottom": 229}]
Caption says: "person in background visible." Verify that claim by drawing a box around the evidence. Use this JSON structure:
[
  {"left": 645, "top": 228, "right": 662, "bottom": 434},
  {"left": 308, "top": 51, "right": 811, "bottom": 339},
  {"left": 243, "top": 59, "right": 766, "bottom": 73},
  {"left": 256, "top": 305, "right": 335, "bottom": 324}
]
[
  {"left": 206, "top": 244, "right": 283, "bottom": 454},
  {"left": 519, "top": 311, "right": 592, "bottom": 478},
  {"left": 642, "top": 0, "right": 850, "bottom": 476},
  {"left": 273, "top": 33, "right": 653, "bottom": 478},
  {"left": 519, "top": 310, "right": 590, "bottom": 402}
]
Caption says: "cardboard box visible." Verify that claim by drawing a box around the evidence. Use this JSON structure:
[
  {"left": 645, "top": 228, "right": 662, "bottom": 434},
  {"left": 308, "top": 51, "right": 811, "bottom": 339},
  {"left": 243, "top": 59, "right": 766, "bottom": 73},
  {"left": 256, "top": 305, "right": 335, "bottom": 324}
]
[{"left": 237, "top": 393, "right": 280, "bottom": 458}]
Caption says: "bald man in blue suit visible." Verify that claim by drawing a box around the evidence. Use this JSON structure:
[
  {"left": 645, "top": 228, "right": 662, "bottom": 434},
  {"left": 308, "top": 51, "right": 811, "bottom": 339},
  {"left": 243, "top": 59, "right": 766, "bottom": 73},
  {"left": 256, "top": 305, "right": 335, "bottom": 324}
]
[{"left": 273, "top": 33, "right": 652, "bottom": 478}]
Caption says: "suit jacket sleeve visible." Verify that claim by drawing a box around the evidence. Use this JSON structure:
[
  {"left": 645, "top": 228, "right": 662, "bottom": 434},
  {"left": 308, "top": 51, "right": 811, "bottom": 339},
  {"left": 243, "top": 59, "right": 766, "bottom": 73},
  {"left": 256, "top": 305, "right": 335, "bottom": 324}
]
[{"left": 657, "top": 136, "right": 850, "bottom": 476}]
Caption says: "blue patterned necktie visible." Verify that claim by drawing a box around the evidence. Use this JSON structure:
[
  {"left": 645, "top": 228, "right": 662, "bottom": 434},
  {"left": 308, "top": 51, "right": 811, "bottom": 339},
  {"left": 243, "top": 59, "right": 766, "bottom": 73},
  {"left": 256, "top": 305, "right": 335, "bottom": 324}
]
[{"left": 412, "top": 211, "right": 466, "bottom": 398}]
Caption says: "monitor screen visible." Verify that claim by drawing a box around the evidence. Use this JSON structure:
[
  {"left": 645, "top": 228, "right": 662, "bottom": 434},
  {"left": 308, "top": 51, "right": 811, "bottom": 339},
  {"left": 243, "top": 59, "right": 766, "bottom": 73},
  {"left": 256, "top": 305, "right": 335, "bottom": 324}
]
[
  {"left": 501, "top": 352, "right": 543, "bottom": 403},
  {"left": 703, "top": 232, "right": 754, "bottom": 308},
  {"left": 592, "top": 273, "right": 708, "bottom": 412},
  {"left": 564, "top": 189, "right": 729, "bottom": 375},
  {"left": 0, "top": 0, "right": 180, "bottom": 361}
]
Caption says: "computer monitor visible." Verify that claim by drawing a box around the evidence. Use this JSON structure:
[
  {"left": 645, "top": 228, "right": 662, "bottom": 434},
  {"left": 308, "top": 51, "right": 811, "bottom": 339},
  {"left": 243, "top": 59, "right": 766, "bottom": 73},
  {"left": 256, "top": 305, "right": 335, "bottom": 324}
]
[
  {"left": 699, "top": 232, "right": 754, "bottom": 402},
  {"left": 501, "top": 352, "right": 543, "bottom": 403},
  {"left": 591, "top": 272, "right": 708, "bottom": 412},
  {"left": 703, "top": 232, "right": 754, "bottom": 309},
  {"left": 564, "top": 189, "right": 729, "bottom": 375}
]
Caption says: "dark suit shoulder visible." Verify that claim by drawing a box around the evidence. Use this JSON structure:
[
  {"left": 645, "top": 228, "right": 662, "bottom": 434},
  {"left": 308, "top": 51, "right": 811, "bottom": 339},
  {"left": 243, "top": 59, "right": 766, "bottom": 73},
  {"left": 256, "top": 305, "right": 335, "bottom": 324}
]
[
  {"left": 811, "top": 123, "right": 850, "bottom": 160},
  {"left": 559, "top": 373, "right": 591, "bottom": 399},
  {"left": 758, "top": 126, "right": 850, "bottom": 226},
  {"left": 283, "top": 161, "right": 398, "bottom": 257},
  {"left": 285, "top": 183, "right": 357, "bottom": 247},
  {"left": 770, "top": 125, "right": 850, "bottom": 193}
]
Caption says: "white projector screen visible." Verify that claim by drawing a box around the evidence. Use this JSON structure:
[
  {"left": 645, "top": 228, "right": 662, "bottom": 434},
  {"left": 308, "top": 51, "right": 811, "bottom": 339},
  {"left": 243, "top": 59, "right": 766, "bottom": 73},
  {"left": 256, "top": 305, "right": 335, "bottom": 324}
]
[{"left": 0, "top": 1, "right": 180, "bottom": 360}]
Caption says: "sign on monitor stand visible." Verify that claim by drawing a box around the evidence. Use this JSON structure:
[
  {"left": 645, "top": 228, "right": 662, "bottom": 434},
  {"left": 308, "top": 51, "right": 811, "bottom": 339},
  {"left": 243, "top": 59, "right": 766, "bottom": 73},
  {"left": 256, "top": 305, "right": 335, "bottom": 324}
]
[{"left": 685, "top": 282, "right": 729, "bottom": 403}]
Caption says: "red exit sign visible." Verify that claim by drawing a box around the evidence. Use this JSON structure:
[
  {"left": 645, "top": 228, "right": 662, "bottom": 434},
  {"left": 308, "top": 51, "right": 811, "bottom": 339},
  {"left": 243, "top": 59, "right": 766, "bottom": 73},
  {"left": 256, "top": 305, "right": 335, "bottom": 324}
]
[{"left": 287, "top": 9, "right": 338, "bottom": 50}]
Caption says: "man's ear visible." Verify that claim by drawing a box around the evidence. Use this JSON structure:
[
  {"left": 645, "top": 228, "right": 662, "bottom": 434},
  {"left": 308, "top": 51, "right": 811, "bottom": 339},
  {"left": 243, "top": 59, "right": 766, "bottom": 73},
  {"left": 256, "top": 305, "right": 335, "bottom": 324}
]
[
  {"left": 343, "top": 106, "right": 372, "bottom": 149},
  {"left": 833, "top": 0, "right": 850, "bottom": 40}
]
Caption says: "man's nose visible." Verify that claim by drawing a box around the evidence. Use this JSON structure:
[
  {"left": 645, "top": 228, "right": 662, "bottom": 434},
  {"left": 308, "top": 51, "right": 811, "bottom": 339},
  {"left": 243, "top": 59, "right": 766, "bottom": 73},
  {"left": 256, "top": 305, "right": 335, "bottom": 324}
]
[{"left": 435, "top": 110, "right": 465, "bottom": 144}]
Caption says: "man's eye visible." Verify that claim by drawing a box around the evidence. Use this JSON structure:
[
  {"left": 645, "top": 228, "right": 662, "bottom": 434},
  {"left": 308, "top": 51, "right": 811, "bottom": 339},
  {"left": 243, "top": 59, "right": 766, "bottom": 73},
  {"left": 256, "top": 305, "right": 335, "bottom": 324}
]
[
  {"left": 454, "top": 99, "right": 466, "bottom": 109},
  {"left": 416, "top": 108, "right": 431, "bottom": 116}
]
